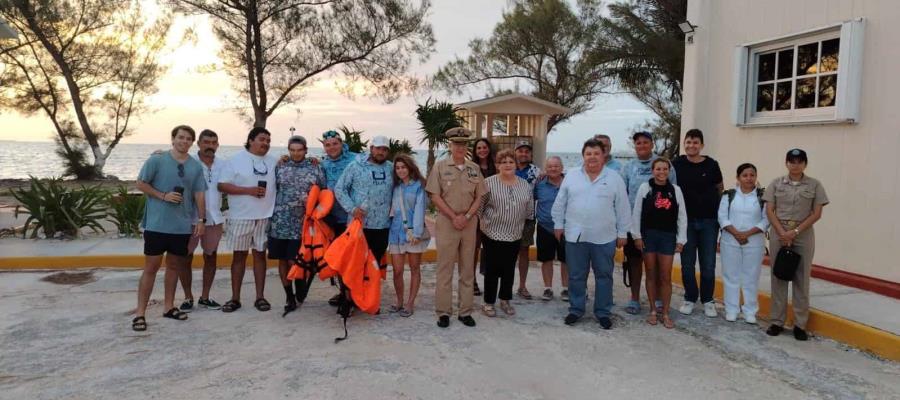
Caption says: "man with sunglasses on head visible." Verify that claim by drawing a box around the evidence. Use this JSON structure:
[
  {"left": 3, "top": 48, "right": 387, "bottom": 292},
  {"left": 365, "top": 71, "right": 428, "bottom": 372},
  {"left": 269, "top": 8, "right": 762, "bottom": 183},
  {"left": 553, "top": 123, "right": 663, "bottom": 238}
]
[
  {"left": 132, "top": 125, "right": 207, "bottom": 331},
  {"left": 218, "top": 127, "right": 277, "bottom": 313},
  {"left": 320, "top": 129, "right": 362, "bottom": 305},
  {"left": 334, "top": 136, "right": 394, "bottom": 274}
]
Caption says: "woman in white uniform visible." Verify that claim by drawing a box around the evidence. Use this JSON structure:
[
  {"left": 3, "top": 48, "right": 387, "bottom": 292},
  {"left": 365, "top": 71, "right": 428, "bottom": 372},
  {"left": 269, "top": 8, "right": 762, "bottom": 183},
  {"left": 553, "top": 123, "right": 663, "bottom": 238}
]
[{"left": 718, "top": 163, "right": 769, "bottom": 324}]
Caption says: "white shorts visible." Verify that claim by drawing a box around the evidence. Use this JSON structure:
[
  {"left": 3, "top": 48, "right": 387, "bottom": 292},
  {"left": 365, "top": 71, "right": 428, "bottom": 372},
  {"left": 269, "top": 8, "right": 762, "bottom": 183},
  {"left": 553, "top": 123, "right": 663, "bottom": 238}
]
[
  {"left": 388, "top": 239, "right": 430, "bottom": 255},
  {"left": 226, "top": 219, "right": 269, "bottom": 252}
]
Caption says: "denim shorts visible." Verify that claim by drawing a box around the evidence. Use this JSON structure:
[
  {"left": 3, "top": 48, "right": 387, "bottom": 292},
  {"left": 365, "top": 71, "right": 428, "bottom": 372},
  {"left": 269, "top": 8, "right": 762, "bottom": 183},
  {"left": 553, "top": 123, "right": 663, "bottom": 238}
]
[{"left": 642, "top": 229, "right": 677, "bottom": 255}]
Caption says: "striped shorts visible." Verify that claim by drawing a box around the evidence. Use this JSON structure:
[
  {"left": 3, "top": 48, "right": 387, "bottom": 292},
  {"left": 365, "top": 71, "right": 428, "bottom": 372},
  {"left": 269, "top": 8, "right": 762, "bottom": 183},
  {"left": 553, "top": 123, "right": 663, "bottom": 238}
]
[{"left": 226, "top": 218, "right": 270, "bottom": 252}]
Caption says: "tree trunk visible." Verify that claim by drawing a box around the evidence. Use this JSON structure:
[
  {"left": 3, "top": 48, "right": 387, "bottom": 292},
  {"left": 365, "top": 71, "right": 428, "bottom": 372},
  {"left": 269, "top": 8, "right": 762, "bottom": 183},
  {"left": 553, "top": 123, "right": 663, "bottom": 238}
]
[{"left": 427, "top": 147, "right": 436, "bottom": 175}]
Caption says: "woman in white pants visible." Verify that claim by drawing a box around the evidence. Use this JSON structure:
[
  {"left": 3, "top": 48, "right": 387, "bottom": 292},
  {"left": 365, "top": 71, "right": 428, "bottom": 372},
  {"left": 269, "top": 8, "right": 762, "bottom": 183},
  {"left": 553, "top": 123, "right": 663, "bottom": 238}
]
[{"left": 718, "top": 163, "right": 769, "bottom": 324}]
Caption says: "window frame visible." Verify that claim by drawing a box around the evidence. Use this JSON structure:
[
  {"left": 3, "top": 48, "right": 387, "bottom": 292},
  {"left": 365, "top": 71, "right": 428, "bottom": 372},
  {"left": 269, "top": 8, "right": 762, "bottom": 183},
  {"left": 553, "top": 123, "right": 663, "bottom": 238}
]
[{"left": 732, "top": 19, "right": 865, "bottom": 127}]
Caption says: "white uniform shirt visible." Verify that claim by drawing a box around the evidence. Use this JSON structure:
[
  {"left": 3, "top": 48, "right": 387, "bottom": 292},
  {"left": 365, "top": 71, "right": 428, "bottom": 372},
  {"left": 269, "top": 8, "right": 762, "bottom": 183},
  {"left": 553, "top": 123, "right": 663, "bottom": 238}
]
[
  {"left": 218, "top": 149, "right": 277, "bottom": 220},
  {"left": 551, "top": 166, "right": 631, "bottom": 245},
  {"left": 192, "top": 153, "right": 225, "bottom": 225},
  {"left": 718, "top": 187, "right": 769, "bottom": 248}
]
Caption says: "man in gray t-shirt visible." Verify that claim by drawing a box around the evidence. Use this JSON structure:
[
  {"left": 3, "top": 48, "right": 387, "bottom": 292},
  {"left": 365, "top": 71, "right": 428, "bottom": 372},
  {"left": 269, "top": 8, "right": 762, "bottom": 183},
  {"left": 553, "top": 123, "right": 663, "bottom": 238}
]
[{"left": 132, "top": 125, "right": 207, "bottom": 332}]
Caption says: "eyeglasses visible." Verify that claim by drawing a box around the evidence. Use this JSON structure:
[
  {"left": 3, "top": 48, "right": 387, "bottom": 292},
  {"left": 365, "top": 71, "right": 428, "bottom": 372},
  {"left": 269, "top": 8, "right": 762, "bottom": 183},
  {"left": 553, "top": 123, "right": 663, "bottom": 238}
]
[
  {"left": 177, "top": 164, "right": 185, "bottom": 178},
  {"left": 252, "top": 159, "right": 268, "bottom": 176}
]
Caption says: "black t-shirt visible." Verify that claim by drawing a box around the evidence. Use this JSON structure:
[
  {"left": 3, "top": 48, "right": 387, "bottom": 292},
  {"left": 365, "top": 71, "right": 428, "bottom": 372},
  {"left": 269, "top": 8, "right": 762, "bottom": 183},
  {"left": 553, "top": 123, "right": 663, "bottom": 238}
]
[{"left": 672, "top": 155, "right": 723, "bottom": 219}]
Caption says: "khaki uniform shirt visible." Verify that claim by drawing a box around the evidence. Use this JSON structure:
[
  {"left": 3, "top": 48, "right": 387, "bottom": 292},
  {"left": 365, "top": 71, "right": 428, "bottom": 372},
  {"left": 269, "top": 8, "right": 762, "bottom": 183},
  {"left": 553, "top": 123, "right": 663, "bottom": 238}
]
[
  {"left": 762, "top": 175, "right": 829, "bottom": 222},
  {"left": 426, "top": 157, "right": 486, "bottom": 214}
]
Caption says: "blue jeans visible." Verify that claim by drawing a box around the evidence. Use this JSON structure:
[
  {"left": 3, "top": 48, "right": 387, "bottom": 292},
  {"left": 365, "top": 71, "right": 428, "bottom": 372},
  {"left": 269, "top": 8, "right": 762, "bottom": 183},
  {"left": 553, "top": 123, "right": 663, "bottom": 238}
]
[
  {"left": 680, "top": 218, "right": 719, "bottom": 304},
  {"left": 565, "top": 240, "right": 616, "bottom": 319}
]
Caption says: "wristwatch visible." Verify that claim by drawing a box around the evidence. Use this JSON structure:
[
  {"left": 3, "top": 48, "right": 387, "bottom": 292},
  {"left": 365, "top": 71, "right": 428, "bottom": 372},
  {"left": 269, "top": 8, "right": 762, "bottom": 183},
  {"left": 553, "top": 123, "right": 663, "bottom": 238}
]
[
  {"left": 199, "top": 218, "right": 207, "bottom": 224},
  {"left": 793, "top": 228, "right": 800, "bottom": 235},
  {"left": 464, "top": 213, "right": 472, "bottom": 220}
]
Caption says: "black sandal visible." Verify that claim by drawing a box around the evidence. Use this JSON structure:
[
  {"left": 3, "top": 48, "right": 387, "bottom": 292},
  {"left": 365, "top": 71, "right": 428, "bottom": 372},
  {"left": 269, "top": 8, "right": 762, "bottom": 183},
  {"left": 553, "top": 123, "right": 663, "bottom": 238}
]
[
  {"left": 163, "top": 308, "right": 188, "bottom": 321},
  {"left": 222, "top": 300, "right": 241, "bottom": 313},
  {"left": 255, "top": 298, "right": 271, "bottom": 312},
  {"left": 132, "top": 316, "right": 147, "bottom": 331}
]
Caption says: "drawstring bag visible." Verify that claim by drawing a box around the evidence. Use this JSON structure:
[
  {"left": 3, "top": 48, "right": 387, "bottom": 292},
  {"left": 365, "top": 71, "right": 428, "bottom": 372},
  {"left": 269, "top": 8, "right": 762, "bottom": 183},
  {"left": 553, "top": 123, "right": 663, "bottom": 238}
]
[{"left": 772, "top": 246, "right": 801, "bottom": 281}]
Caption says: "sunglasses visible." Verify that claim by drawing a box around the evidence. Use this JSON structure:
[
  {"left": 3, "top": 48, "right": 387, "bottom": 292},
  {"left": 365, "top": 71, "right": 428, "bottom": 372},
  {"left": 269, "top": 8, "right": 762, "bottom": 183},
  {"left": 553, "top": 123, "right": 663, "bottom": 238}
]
[
  {"left": 177, "top": 164, "right": 185, "bottom": 178},
  {"left": 252, "top": 159, "right": 268, "bottom": 176}
]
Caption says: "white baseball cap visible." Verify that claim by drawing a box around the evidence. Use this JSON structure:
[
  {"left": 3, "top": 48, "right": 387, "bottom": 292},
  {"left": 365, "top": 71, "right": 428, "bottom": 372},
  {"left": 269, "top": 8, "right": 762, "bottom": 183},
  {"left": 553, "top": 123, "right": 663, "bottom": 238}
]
[{"left": 371, "top": 135, "right": 390, "bottom": 148}]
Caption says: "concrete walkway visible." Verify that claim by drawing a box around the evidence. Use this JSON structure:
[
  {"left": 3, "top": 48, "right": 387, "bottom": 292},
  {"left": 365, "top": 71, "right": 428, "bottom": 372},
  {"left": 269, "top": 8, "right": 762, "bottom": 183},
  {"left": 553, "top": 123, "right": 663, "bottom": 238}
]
[
  {"left": 0, "top": 266, "right": 898, "bottom": 400},
  {"left": 1, "top": 236, "right": 896, "bottom": 336}
]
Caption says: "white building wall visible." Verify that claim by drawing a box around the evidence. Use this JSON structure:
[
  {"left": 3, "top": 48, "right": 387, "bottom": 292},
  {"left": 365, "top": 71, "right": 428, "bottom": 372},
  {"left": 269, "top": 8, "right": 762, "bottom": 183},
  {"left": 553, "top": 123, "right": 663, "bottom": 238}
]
[{"left": 682, "top": 0, "right": 900, "bottom": 282}]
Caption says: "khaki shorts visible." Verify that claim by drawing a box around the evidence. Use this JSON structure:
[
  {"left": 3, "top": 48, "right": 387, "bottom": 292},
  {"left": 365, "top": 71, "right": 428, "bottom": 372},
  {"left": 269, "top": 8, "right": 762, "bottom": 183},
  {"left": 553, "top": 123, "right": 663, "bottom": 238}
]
[
  {"left": 226, "top": 219, "right": 269, "bottom": 252},
  {"left": 520, "top": 219, "right": 536, "bottom": 247},
  {"left": 188, "top": 224, "right": 224, "bottom": 255}
]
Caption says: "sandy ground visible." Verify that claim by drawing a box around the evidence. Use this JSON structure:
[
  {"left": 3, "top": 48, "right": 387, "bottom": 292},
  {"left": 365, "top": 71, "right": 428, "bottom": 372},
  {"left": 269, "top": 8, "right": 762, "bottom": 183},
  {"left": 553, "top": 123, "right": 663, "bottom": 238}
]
[{"left": 0, "top": 264, "right": 898, "bottom": 400}]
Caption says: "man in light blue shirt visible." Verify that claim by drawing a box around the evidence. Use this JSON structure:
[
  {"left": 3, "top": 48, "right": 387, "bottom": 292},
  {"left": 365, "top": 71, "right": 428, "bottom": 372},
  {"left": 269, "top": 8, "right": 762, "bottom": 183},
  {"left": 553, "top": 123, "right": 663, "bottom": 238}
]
[
  {"left": 552, "top": 139, "right": 631, "bottom": 329},
  {"left": 593, "top": 133, "right": 623, "bottom": 172},
  {"left": 335, "top": 136, "right": 394, "bottom": 269},
  {"left": 619, "top": 130, "right": 677, "bottom": 315}
]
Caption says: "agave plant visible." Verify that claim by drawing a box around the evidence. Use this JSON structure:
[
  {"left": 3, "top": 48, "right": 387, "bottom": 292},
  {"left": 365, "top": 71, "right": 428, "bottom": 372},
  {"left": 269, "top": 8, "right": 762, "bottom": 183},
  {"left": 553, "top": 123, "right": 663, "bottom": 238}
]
[
  {"left": 107, "top": 186, "right": 145, "bottom": 237},
  {"left": 11, "top": 177, "right": 108, "bottom": 239},
  {"left": 415, "top": 98, "right": 464, "bottom": 173}
]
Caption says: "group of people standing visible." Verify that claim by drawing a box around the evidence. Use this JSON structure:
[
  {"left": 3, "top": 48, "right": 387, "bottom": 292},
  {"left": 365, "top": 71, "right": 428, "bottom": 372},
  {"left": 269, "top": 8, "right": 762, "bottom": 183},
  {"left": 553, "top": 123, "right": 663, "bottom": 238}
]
[{"left": 131, "top": 125, "right": 827, "bottom": 343}]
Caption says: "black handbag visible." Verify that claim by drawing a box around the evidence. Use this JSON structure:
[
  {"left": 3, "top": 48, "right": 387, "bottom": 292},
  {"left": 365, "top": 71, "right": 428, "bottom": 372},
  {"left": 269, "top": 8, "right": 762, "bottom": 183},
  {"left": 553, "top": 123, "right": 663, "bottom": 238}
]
[{"left": 772, "top": 246, "right": 801, "bottom": 281}]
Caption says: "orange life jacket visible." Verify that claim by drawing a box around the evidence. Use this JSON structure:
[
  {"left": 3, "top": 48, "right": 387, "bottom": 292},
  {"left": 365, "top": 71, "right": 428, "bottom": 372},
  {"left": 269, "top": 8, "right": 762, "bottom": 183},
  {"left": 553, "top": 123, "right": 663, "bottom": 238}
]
[
  {"left": 320, "top": 218, "right": 384, "bottom": 315},
  {"left": 287, "top": 185, "right": 335, "bottom": 281}
]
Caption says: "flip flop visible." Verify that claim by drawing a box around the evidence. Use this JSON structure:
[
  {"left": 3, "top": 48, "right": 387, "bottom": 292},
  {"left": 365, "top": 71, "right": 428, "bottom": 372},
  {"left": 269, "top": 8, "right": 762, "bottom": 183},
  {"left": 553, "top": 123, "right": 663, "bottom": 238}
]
[
  {"left": 388, "top": 304, "right": 404, "bottom": 313},
  {"left": 625, "top": 300, "right": 641, "bottom": 315},
  {"left": 163, "top": 308, "right": 188, "bottom": 321},
  {"left": 254, "top": 298, "right": 271, "bottom": 312},
  {"left": 646, "top": 312, "right": 658, "bottom": 326},
  {"left": 222, "top": 300, "right": 241, "bottom": 313},
  {"left": 399, "top": 309, "right": 413, "bottom": 318},
  {"left": 132, "top": 316, "right": 147, "bottom": 331},
  {"left": 663, "top": 315, "right": 675, "bottom": 329}
]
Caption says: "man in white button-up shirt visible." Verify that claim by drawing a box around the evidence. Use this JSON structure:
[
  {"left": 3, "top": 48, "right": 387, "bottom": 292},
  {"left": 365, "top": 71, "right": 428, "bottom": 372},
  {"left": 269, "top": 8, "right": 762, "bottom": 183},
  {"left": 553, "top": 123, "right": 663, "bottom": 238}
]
[{"left": 552, "top": 139, "right": 631, "bottom": 329}]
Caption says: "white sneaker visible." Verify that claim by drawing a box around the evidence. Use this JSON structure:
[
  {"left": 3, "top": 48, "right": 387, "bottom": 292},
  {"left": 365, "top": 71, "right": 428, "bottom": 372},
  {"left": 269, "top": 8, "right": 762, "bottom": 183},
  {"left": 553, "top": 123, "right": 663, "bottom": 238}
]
[
  {"left": 744, "top": 313, "right": 757, "bottom": 325},
  {"left": 678, "top": 301, "right": 695, "bottom": 315},
  {"left": 704, "top": 302, "right": 718, "bottom": 318},
  {"left": 725, "top": 312, "right": 737, "bottom": 322}
]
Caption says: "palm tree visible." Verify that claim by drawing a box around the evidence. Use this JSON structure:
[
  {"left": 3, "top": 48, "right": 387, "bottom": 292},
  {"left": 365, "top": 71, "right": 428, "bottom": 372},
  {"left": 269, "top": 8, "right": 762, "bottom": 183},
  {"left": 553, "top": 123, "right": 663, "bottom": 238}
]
[
  {"left": 388, "top": 138, "right": 415, "bottom": 160},
  {"left": 336, "top": 124, "right": 368, "bottom": 153},
  {"left": 415, "top": 99, "right": 464, "bottom": 173}
]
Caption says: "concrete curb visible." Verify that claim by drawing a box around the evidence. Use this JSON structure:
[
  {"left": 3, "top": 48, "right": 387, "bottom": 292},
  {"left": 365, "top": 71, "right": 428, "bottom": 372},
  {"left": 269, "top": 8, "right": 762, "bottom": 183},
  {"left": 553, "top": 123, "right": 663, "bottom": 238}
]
[{"left": 1, "top": 248, "right": 897, "bottom": 361}]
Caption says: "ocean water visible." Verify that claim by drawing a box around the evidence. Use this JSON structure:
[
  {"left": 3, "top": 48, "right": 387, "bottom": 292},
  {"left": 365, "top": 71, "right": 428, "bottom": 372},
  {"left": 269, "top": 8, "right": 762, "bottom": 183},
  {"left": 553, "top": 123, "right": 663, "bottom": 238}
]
[{"left": 0, "top": 140, "right": 625, "bottom": 180}]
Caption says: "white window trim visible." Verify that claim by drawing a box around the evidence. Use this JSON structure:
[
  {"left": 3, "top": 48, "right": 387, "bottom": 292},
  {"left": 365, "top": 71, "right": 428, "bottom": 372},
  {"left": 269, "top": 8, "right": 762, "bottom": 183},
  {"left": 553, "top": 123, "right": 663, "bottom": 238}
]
[{"left": 732, "top": 19, "right": 865, "bottom": 127}]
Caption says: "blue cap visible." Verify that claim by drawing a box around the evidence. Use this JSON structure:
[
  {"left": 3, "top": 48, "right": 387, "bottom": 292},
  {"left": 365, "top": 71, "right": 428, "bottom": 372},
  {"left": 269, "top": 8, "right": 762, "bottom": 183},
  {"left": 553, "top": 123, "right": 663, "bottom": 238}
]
[{"left": 632, "top": 131, "right": 653, "bottom": 141}]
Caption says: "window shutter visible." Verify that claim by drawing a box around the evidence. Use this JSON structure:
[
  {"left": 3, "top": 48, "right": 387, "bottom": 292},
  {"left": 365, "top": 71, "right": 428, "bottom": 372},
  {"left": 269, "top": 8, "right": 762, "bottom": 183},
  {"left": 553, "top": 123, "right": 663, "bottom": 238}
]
[
  {"left": 835, "top": 18, "right": 865, "bottom": 123},
  {"left": 732, "top": 46, "right": 750, "bottom": 125}
]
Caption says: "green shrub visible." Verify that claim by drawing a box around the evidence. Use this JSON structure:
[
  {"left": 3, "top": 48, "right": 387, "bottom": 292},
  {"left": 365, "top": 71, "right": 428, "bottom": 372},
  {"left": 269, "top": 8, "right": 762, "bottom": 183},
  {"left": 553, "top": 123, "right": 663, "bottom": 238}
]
[
  {"left": 11, "top": 177, "right": 108, "bottom": 239},
  {"left": 107, "top": 186, "right": 145, "bottom": 237}
]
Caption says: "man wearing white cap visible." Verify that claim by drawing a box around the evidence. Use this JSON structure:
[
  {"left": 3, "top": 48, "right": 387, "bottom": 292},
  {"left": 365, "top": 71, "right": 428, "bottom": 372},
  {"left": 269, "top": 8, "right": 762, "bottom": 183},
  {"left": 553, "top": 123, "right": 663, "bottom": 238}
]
[{"left": 334, "top": 135, "right": 395, "bottom": 268}]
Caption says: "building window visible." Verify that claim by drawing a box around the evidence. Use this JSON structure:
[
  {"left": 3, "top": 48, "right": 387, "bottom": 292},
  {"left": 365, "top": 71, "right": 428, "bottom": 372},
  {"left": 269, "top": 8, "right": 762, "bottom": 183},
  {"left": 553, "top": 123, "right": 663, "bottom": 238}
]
[{"left": 732, "top": 19, "right": 865, "bottom": 127}]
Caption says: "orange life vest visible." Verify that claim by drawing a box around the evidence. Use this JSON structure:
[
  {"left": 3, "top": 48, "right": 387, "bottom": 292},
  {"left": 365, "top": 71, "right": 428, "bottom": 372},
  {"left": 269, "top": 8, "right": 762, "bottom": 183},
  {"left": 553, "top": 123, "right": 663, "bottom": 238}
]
[
  {"left": 320, "top": 218, "right": 384, "bottom": 315},
  {"left": 287, "top": 185, "right": 335, "bottom": 281}
]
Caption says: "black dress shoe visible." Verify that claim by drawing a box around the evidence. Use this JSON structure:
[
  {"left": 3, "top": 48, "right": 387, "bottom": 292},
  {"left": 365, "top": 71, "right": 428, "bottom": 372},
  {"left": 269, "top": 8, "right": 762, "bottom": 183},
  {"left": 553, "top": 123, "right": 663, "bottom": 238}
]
[
  {"left": 564, "top": 313, "right": 580, "bottom": 325},
  {"left": 793, "top": 327, "right": 809, "bottom": 341},
  {"left": 598, "top": 316, "right": 612, "bottom": 330},
  {"left": 328, "top": 293, "right": 341, "bottom": 306},
  {"left": 458, "top": 315, "right": 476, "bottom": 327},
  {"left": 437, "top": 315, "right": 450, "bottom": 328},
  {"left": 766, "top": 325, "right": 784, "bottom": 336}
]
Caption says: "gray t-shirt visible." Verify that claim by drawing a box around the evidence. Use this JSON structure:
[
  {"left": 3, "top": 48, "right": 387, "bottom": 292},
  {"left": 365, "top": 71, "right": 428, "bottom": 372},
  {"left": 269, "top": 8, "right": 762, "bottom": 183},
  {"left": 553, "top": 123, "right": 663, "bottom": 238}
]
[{"left": 138, "top": 151, "right": 207, "bottom": 234}]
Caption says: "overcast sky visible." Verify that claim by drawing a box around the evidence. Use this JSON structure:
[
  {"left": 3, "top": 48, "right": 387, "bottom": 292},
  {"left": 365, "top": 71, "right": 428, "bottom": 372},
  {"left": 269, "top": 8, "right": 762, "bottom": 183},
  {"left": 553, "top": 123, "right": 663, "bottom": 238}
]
[{"left": 0, "top": 0, "right": 653, "bottom": 153}]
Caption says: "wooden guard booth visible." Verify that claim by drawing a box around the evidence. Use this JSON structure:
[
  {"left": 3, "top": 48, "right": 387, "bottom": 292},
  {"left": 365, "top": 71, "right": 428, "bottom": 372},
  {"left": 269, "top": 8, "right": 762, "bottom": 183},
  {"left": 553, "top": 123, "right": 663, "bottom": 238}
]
[{"left": 456, "top": 94, "right": 572, "bottom": 167}]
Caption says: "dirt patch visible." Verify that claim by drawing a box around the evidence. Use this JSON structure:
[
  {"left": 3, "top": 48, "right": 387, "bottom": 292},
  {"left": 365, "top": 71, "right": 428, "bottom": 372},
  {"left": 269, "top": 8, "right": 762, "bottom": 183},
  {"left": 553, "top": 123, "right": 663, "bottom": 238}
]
[{"left": 40, "top": 271, "right": 97, "bottom": 285}]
